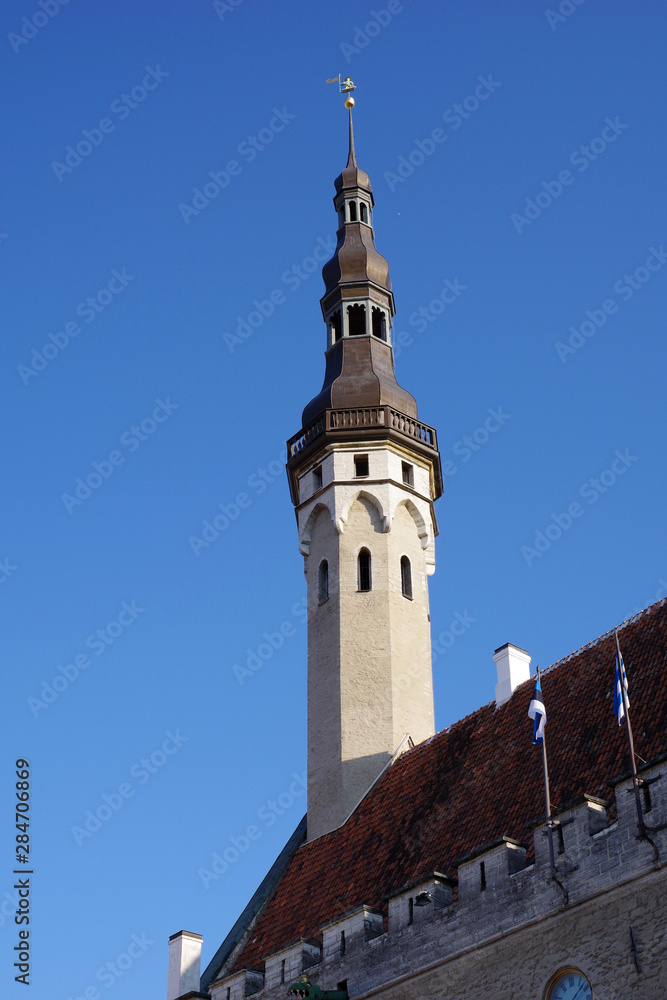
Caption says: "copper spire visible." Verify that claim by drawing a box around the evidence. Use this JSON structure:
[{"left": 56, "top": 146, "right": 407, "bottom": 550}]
[
  {"left": 334, "top": 106, "right": 372, "bottom": 197},
  {"left": 348, "top": 106, "right": 357, "bottom": 166},
  {"left": 300, "top": 99, "right": 418, "bottom": 427}
]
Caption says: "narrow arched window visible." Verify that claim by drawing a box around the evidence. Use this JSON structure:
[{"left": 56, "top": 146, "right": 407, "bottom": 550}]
[
  {"left": 358, "top": 549, "right": 371, "bottom": 592},
  {"left": 347, "top": 303, "right": 366, "bottom": 336},
  {"left": 330, "top": 309, "right": 342, "bottom": 343},
  {"left": 318, "top": 560, "right": 329, "bottom": 602},
  {"left": 401, "top": 556, "right": 412, "bottom": 599},
  {"left": 372, "top": 307, "right": 385, "bottom": 339},
  {"left": 360, "top": 202, "right": 368, "bottom": 223},
  {"left": 349, "top": 200, "right": 357, "bottom": 222}
]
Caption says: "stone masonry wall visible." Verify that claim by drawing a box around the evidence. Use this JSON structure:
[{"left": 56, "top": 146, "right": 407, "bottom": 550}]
[{"left": 207, "top": 763, "right": 667, "bottom": 1000}]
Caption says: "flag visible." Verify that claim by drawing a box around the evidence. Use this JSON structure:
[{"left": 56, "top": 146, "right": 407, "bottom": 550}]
[
  {"left": 326, "top": 76, "right": 340, "bottom": 85},
  {"left": 528, "top": 676, "right": 547, "bottom": 744},
  {"left": 614, "top": 643, "right": 630, "bottom": 725}
]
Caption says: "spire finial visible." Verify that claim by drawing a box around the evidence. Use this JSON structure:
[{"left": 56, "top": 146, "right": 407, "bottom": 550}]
[{"left": 327, "top": 75, "right": 358, "bottom": 165}]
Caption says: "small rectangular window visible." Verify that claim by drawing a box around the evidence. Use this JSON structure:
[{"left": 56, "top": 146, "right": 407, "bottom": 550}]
[
  {"left": 313, "top": 465, "right": 322, "bottom": 491},
  {"left": 280, "top": 959, "right": 285, "bottom": 984},
  {"left": 408, "top": 897, "right": 414, "bottom": 925},
  {"left": 340, "top": 929, "right": 346, "bottom": 955},
  {"left": 557, "top": 824, "right": 565, "bottom": 855},
  {"left": 355, "top": 454, "right": 369, "bottom": 477},
  {"left": 402, "top": 462, "right": 414, "bottom": 486},
  {"left": 480, "top": 861, "right": 486, "bottom": 890},
  {"left": 642, "top": 783, "right": 652, "bottom": 813}
]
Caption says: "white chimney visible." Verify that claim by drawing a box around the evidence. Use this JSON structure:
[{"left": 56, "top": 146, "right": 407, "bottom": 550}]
[
  {"left": 493, "top": 643, "right": 531, "bottom": 707},
  {"left": 167, "top": 930, "right": 202, "bottom": 1000}
]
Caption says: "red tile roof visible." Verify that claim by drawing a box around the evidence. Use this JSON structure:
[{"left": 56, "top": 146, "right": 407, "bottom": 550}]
[{"left": 231, "top": 600, "right": 667, "bottom": 972}]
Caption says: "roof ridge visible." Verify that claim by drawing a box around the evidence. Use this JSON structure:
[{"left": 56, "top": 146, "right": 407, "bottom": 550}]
[{"left": 542, "top": 597, "right": 666, "bottom": 676}]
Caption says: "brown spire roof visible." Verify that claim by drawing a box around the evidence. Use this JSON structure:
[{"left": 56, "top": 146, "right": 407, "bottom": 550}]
[
  {"left": 301, "top": 110, "right": 418, "bottom": 426},
  {"left": 333, "top": 108, "right": 372, "bottom": 197},
  {"left": 225, "top": 599, "right": 667, "bottom": 974}
]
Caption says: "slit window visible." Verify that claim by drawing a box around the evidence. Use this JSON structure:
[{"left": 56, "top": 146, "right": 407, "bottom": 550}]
[
  {"left": 226, "top": 990, "right": 231, "bottom": 1000},
  {"left": 360, "top": 202, "right": 368, "bottom": 223},
  {"left": 354, "top": 454, "right": 369, "bottom": 477},
  {"left": 642, "top": 782, "right": 652, "bottom": 813},
  {"left": 556, "top": 823, "right": 565, "bottom": 855},
  {"left": 358, "top": 549, "right": 371, "bottom": 592},
  {"left": 347, "top": 303, "right": 366, "bottom": 336},
  {"left": 312, "top": 465, "right": 322, "bottom": 491},
  {"left": 318, "top": 560, "right": 329, "bottom": 603},
  {"left": 408, "top": 897, "right": 414, "bottom": 925},
  {"left": 402, "top": 462, "right": 414, "bottom": 486},
  {"left": 401, "top": 556, "right": 412, "bottom": 599},
  {"left": 340, "top": 930, "right": 346, "bottom": 955},
  {"left": 330, "top": 309, "right": 342, "bottom": 343},
  {"left": 372, "top": 306, "right": 386, "bottom": 340},
  {"left": 348, "top": 201, "right": 357, "bottom": 222},
  {"left": 280, "top": 959, "right": 285, "bottom": 984},
  {"left": 480, "top": 861, "right": 486, "bottom": 890}
]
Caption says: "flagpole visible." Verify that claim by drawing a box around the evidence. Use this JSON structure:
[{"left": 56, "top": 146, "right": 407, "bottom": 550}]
[
  {"left": 537, "top": 667, "right": 557, "bottom": 875},
  {"left": 614, "top": 631, "right": 646, "bottom": 838}
]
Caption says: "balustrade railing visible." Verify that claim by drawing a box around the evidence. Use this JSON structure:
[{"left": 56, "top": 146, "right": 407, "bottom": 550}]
[{"left": 288, "top": 406, "right": 437, "bottom": 458}]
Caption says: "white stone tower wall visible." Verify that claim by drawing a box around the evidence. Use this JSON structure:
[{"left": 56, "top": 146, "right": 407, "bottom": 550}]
[{"left": 303, "top": 448, "right": 436, "bottom": 842}]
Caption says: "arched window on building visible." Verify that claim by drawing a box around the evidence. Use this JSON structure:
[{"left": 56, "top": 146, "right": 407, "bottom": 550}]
[
  {"left": 330, "top": 309, "right": 342, "bottom": 343},
  {"left": 360, "top": 202, "right": 368, "bottom": 223},
  {"left": 358, "top": 549, "right": 372, "bottom": 592},
  {"left": 401, "top": 556, "right": 412, "bottom": 599},
  {"left": 348, "top": 200, "right": 357, "bottom": 222},
  {"left": 347, "top": 303, "right": 366, "bottom": 336},
  {"left": 372, "top": 307, "right": 386, "bottom": 340},
  {"left": 318, "top": 560, "right": 329, "bottom": 602}
]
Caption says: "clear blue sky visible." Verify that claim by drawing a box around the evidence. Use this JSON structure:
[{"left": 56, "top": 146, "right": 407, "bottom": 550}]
[{"left": 3, "top": 1, "right": 666, "bottom": 997}]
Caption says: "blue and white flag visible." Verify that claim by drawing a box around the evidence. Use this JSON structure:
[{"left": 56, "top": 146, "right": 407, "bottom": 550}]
[
  {"left": 614, "top": 643, "right": 630, "bottom": 725},
  {"left": 528, "top": 676, "right": 547, "bottom": 745}
]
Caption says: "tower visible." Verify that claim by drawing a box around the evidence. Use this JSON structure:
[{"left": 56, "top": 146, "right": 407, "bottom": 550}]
[{"left": 286, "top": 98, "right": 443, "bottom": 842}]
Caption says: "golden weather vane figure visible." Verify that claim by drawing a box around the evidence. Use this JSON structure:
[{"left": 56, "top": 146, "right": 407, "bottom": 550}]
[{"left": 326, "top": 74, "right": 356, "bottom": 108}]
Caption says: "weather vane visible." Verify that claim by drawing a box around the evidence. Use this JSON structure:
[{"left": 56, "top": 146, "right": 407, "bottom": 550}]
[{"left": 326, "top": 74, "right": 356, "bottom": 108}]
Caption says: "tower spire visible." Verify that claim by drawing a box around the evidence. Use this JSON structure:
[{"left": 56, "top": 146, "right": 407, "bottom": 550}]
[
  {"left": 285, "top": 95, "right": 444, "bottom": 841},
  {"left": 299, "top": 93, "right": 423, "bottom": 428},
  {"left": 347, "top": 106, "right": 357, "bottom": 167}
]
